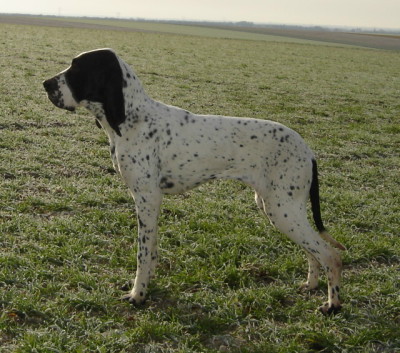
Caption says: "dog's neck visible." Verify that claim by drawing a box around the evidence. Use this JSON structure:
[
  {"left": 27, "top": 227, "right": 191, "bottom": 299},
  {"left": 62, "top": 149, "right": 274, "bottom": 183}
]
[
  {"left": 119, "top": 59, "right": 153, "bottom": 130},
  {"left": 81, "top": 59, "right": 152, "bottom": 139},
  {"left": 118, "top": 58, "right": 149, "bottom": 109},
  {"left": 118, "top": 59, "right": 173, "bottom": 137},
  {"left": 81, "top": 100, "right": 116, "bottom": 138}
]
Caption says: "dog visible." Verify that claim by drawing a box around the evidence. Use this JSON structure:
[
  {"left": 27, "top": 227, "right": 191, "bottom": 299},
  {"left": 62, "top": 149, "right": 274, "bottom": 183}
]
[{"left": 43, "top": 48, "right": 345, "bottom": 314}]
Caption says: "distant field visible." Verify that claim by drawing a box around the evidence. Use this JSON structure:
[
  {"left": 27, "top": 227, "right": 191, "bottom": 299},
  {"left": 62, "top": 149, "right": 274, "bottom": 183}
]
[
  {"left": 211, "top": 24, "right": 400, "bottom": 51},
  {"left": 0, "top": 17, "right": 399, "bottom": 352},
  {"left": 2, "top": 14, "right": 400, "bottom": 50},
  {"left": 0, "top": 15, "right": 328, "bottom": 46}
]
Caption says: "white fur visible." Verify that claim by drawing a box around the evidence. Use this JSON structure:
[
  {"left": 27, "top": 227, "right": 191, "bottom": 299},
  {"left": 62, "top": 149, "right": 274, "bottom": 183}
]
[{"left": 57, "top": 72, "right": 78, "bottom": 109}]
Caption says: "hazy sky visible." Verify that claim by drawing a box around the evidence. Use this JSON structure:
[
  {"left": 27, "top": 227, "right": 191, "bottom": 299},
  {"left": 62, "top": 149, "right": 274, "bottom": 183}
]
[{"left": 2, "top": 0, "right": 399, "bottom": 29}]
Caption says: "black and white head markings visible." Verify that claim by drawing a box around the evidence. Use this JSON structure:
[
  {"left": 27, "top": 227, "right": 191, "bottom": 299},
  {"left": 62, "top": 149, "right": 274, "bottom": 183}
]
[
  {"left": 43, "top": 49, "right": 125, "bottom": 135},
  {"left": 43, "top": 48, "right": 346, "bottom": 315}
]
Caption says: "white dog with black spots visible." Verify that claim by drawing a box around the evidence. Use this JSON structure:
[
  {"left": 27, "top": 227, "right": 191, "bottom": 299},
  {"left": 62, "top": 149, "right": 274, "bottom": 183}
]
[{"left": 43, "top": 49, "right": 345, "bottom": 314}]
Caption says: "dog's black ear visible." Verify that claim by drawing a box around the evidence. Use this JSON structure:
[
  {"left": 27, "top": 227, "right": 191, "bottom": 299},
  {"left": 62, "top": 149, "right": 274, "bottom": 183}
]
[{"left": 103, "top": 68, "right": 125, "bottom": 137}]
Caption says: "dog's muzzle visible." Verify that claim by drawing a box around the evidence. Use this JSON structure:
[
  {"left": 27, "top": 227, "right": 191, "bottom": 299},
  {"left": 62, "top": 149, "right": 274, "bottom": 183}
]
[{"left": 43, "top": 77, "right": 75, "bottom": 112}]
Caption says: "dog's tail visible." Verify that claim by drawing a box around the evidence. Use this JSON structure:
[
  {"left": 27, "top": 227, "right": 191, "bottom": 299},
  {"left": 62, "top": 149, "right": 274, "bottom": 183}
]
[{"left": 310, "top": 159, "right": 346, "bottom": 251}]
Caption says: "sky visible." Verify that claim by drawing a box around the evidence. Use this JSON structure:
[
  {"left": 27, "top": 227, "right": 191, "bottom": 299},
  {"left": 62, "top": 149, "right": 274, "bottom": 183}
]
[{"left": 1, "top": 0, "right": 399, "bottom": 30}]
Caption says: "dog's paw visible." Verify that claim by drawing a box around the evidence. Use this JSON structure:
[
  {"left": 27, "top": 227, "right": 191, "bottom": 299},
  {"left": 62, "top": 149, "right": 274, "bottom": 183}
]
[
  {"left": 318, "top": 302, "right": 342, "bottom": 315},
  {"left": 121, "top": 293, "right": 147, "bottom": 306}
]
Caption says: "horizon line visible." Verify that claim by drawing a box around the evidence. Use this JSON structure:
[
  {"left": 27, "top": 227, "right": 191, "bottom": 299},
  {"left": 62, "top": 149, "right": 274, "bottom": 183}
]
[{"left": 1, "top": 12, "right": 400, "bottom": 33}]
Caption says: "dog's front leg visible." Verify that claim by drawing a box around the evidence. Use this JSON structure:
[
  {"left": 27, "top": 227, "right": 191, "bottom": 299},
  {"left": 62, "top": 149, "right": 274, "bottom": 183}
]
[{"left": 123, "top": 190, "right": 162, "bottom": 305}]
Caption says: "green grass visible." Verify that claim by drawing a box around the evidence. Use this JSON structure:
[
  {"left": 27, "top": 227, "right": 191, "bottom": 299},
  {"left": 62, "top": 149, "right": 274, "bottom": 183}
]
[{"left": 1, "top": 22, "right": 399, "bottom": 352}]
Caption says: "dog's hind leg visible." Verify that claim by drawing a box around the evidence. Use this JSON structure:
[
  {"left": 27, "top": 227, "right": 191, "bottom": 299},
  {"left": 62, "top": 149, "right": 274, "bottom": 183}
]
[
  {"left": 301, "top": 253, "right": 320, "bottom": 291},
  {"left": 263, "top": 196, "right": 342, "bottom": 314}
]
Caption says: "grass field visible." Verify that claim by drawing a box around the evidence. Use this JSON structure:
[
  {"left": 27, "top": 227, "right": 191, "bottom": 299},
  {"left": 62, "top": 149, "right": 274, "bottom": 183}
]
[{"left": 0, "top": 18, "right": 399, "bottom": 352}]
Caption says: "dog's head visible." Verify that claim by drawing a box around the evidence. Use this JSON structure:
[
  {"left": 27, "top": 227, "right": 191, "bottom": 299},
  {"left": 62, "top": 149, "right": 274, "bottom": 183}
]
[{"left": 43, "top": 48, "right": 125, "bottom": 135}]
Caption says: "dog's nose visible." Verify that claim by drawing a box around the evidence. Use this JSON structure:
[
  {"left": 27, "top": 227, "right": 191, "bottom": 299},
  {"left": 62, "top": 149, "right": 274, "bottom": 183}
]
[{"left": 43, "top": 78, "right": 58, "bottom": 92}]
